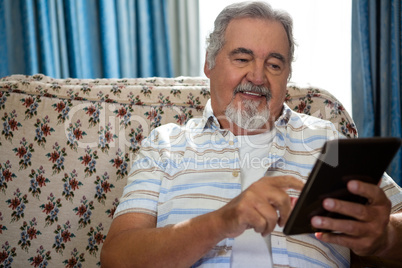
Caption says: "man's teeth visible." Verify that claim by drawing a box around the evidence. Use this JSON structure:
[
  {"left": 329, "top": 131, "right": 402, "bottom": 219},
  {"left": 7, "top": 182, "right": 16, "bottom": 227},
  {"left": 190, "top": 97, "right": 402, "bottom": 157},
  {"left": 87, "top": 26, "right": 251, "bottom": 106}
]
[{"left": 243, "top": 91, "right": 262, "bottom": 97}]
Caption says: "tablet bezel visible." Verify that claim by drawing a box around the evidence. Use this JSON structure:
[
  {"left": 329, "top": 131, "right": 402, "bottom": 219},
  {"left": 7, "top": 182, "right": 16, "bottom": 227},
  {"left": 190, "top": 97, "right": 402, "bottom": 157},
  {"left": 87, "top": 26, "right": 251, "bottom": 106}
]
[{"left": 283, "top": 137, "right": 401, "bottom": 236}]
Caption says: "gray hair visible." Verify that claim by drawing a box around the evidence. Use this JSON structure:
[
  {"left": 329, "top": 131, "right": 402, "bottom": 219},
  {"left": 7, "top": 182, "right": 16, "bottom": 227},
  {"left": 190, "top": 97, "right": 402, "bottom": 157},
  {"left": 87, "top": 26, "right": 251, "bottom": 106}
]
[{"left": 206, "top": 1, "right": 295, "bottom": 75}]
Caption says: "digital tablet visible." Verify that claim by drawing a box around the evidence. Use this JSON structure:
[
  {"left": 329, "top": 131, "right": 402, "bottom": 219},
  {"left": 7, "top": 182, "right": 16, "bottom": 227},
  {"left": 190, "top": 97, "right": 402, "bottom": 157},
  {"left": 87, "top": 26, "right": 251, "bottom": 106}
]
[{"left": 283, "top": 137, "right": 401, "bottom": 236}]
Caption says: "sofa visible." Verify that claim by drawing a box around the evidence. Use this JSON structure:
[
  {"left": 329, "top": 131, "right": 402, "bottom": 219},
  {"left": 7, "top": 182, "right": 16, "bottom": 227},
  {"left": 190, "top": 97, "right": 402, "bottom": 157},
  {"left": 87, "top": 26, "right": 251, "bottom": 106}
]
[{"left": 0, "top": 74, "right": 357, "bottom": 267}]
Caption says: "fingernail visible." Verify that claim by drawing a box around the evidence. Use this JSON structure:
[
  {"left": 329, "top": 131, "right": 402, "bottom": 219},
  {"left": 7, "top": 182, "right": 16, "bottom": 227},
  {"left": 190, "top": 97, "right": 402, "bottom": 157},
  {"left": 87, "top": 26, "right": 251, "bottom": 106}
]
[
  {"left": 315, "top": 232, "right": 324, "bottom": 240},
  {"left": 349, "top": 180, "right": 358, "bottom": 191},
  {"left": 324, "top": 199, "right": 335, "bottom": 209},
  {"left": 312, "top": 216, "right": 322, "bottom": 226}
]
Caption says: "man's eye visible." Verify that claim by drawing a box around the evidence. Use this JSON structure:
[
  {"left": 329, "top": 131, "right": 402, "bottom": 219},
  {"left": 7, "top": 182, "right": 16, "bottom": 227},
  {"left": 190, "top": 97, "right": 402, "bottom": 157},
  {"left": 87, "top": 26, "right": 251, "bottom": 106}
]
[
  {"left": 270, "top": 64, "right": 281, "bottom": 70},
  {"left": 269, "top": 64, "right": 282, "bottom": 72},
  {"left": 266, "top": 62, "right": 284, "bottom": 75},
  {"left": 235, "top": 58, "right": 249, "bottom": 63}
]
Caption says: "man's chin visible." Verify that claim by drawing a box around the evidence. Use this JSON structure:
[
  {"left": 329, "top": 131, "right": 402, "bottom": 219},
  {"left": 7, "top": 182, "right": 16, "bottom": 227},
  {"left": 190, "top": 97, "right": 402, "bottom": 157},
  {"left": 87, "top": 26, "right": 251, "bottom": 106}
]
[{"left": 234, "top": 99, "right": 269, "bottom": 113}]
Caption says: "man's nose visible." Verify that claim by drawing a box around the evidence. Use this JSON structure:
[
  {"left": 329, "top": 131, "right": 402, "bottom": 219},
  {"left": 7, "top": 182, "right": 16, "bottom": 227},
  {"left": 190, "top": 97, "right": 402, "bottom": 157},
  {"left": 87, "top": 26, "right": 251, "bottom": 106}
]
[{"left": 246, "top": 62, "right": 267, "bottom": 85}]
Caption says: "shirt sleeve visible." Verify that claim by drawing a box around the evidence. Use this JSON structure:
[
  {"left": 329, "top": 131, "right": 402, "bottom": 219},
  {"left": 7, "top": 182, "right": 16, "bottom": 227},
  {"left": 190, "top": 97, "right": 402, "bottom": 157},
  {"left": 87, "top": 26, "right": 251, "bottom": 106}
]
[
  {"left": 113, "top": 135, "right": 164, "bottom": 219},
  {"left": 380, "top": 173, "right": 402, "bottom": 213}
]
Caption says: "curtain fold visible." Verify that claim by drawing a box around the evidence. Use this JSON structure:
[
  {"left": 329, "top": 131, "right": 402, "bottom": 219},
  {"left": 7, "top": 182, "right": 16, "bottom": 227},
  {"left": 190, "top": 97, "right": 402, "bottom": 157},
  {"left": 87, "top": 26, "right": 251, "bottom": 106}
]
[
  {"left": 0, "top": 0, "right": 174, "bottom": 79},
  {"left": 167, "top": 0, "right": 200, "bottom": 76},
  {"left": 99, "top": 0, "right": 121, "bottom": 78},
  {"left": 352, "top": 0, "right": 402, "bottom": 184}
]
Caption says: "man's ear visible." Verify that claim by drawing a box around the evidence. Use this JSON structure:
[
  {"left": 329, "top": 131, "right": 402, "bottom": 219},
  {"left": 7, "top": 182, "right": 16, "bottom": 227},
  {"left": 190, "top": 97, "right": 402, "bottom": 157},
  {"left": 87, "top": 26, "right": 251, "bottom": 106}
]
[{"left": 204, "top": 53, "right": 211, "bottom": 78}]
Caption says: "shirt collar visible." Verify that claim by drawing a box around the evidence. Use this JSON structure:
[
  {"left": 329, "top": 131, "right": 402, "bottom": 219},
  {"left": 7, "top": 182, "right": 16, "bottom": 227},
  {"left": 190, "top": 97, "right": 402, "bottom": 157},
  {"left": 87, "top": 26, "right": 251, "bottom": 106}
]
[
  {"left": 201, "top": 99, "right": 221, "bottom": 130},
  {"left": 275, "top": 103, "right": 292, "bottom": 127},
  {"left": 200, "top": 99, "right": 293, "bottom": 131}
]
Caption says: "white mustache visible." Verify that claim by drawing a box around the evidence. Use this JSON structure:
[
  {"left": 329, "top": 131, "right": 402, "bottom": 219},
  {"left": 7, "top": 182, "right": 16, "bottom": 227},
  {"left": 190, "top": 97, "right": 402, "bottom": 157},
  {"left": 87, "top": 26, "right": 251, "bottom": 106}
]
[{"left": 233, "top": 83, "right": 272, "bottom": 101}]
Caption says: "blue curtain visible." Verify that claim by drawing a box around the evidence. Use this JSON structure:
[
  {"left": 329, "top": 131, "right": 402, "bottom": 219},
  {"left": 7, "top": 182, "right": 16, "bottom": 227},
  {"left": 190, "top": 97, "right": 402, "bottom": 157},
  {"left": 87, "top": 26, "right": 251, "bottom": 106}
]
[
  {"left": 352, "top": 0, "right": 402, "bottom": 185},
  {"left": 0, "top": 0, "right": 172, "bottom": 79}
]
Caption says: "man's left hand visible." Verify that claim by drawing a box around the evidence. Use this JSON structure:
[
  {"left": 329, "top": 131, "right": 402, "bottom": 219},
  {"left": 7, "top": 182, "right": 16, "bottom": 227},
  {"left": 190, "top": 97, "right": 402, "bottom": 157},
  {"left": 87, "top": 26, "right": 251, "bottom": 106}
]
[{"left": 311, "top": 180, "right": 391, "bottom": 257}]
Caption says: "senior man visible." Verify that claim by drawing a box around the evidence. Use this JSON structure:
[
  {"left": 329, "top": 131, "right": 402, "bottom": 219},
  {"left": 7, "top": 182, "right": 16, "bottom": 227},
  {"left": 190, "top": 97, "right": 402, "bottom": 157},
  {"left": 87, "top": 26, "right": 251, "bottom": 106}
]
[{"left": 101, "top": 1, "right": 402, "bottom": 267}]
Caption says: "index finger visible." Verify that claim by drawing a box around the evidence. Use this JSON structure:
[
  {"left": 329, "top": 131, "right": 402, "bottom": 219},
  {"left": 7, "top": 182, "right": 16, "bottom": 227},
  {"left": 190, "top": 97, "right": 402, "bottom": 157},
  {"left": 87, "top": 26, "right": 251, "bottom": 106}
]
[
  {"left": 259, "top": 175, "right": 304, "bottom": 226},
  {"left": 347, "top": 180, "right": 386, "bottom": 205}
]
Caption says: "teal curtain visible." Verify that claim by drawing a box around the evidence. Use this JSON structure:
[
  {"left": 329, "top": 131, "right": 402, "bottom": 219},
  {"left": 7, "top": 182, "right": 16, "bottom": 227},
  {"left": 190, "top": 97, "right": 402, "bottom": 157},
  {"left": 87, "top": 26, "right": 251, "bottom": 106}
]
[
  {"left": 0, "top": 0, "right": 173, "bottom": 78},
  {"left": 352, "top": 0, "right": 402, "bottom": 184}
]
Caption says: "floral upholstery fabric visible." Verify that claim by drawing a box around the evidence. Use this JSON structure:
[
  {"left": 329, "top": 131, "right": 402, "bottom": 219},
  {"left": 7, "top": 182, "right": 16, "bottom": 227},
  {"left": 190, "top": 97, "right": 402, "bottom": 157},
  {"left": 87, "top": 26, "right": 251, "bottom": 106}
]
[{"left": 0, "top": 74, "right": 357, "bottom": 267}]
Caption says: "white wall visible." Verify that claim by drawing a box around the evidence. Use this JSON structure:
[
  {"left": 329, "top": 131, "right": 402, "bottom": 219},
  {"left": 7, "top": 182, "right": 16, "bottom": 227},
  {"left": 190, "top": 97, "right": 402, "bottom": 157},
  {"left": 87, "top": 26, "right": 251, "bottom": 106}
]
[{"left": 199, "top": 0, "right": 352, "bottom": 116}]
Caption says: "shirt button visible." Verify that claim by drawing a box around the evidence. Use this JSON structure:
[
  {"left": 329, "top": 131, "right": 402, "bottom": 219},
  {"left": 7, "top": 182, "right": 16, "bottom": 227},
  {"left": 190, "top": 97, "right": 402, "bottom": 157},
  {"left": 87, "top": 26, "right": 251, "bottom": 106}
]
[{"left": 232, "top": 171, "right": 239, "bottom": 177}]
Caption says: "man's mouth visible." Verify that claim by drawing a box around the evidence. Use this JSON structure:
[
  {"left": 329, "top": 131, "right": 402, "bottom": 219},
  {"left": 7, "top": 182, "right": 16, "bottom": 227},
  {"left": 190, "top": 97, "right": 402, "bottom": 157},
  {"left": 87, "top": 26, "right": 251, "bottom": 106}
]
[
  {"left": 233, "top": 83, "right": 272, "bottom": 101},
  {"left": 241, "top": 91, "right": 266, "bottom": 97}
]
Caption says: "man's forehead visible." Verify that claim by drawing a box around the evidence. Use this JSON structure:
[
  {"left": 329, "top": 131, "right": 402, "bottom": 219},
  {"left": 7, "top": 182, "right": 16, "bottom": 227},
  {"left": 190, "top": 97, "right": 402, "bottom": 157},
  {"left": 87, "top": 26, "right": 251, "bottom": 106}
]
[{"left": 224, "top": 18, "right": 290, "bottom": 61}]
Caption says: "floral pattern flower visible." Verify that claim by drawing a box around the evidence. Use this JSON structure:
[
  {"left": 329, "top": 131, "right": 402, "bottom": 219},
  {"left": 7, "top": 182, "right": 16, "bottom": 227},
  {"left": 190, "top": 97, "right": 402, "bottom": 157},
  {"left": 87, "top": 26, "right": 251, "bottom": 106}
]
[
  {"left": 110, "top": 149, "right": 129, "bottom": 180},
  {"left": 0, "top": 160, "right": 16, "bottom": 193},
  {"left": 6, "top": 188, "right": 28, "bottom": 222},
  {"left": 186, "top": 93, "right": 203, "bottom": 112},
  {"left": 50, "top": 81, "right": 61, "bottom": 92},
  {"left": 0, "top": 212, "right": 6, "bottom": 235},
  {"left": 34, "top": 116, "right": 55, "bottom": 147},
  {"left": 128, "top": 125, "right": 144, "bottom": 154},
  {"left": 200, "top": 87, "right": 210, "bottom": 98},
  {"left": 66, "top": 120, "right": 87, "bottom": 151},
  {"left": 170, "top": 88, "right": 181, "bottom": 97},
  {"left": 1, "top": 110, "right": 22, "bottom": 142},
  {"left": 80, "top": 83, "right": 92, "bottom": 95},
  {"left": 0, "top": 91, "right": 10, "bottom": 110},
  {"left": 67, "top": 89, "right": 86, "bottom": 101},
  {"left": 94, "top": 172, "right": 115, "bottom": 204},
  {"left": 78, "top": 147, "right": 98, "bottom": 177},
  {"left": 86, "top": 223, "right": 106, "bottom": 257},
  {"left": 52, "top": 99, "right": 72, "bottom": 124},
  {"left": 141, "top": 86, "right": 152, "bottom": 97},
  {"left": 158, "top": 93, "right": 173, "bottom": 106},
  {"left": 20, "top": 95, "right": 41, "bottom": 119},
  {"left": 97, "top": 124, "right": 117, "bottom": 154},
  {"left": 324, "top": 99, "right": 345, "bottom": 118},
  {"left": 46, "top": 142, "right": 67, "bottom": 175},
  {"left": 18, "top": 218, "right": 41, "bottom": 252},
  {"left": 292, "top": 89, "right": 322, "bottom": 115},
  {"left": 127, "top": 92, "right": 144, "bottom": 106},
  {"left": 53, "top": 221, "right": 76, "bottom": 254},
  {"left": 110, "top": 84, "right": 124, "bottom": 96},
  {"left": 40, "top": 193, "right": 62, "bottom": 226},
  {"left": 114, "top": 104, "right": 138, "bottom": 129},
  {"left": 28, "top": 246, "right": 51, "bottom": 267},
  {"left": 339, "top": 117, "right": 358, "bottom": 138},
  {"left": 61, "top": 170, "right": 82, "bottom": 202},
  {"left": 105, "top": 198, "right": 119, "bottom": 219},
  {"left": 28, "top": 166, "right": 50, "bottom": 199},
  {"left": 295, "top": 100, "right": 311, "bottom": 115},
  {"left": 13, "top": 138, "right": 35, "bottom": 170},
  {"left": 63, "top": 248, "right": 85, "bottom": 268},
  {"left": 145, "top": 106, "right": 163, "bottom": 129},
  {"left": 0, "top": 242, "right": 17, "bottom": 268},
  {"left": 97, "top": 91, "right": 116, "bottom": 103},
  {"left": 83, "top": 103, "right": 102, "bottom": 127},
  {"left": 73, "top": 196, "right": 94, "bottom": 229},
  {"left": 174, "top": 107, "right": 193, "bottom": 125}
]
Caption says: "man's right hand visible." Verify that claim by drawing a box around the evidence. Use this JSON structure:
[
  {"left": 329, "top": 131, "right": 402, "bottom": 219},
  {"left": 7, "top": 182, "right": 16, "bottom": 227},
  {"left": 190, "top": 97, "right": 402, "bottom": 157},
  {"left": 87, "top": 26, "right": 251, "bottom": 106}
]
[
  {"left": 101, "top": 175, "right": 303, "bottom": 268},
  {"left": 213, "top": 175, "right": 304, "bottom": 239}
]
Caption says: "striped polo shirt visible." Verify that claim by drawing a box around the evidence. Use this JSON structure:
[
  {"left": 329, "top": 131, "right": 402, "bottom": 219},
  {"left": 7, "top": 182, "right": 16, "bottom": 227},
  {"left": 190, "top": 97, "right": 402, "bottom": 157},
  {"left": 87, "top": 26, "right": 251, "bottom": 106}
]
[{"left": 115, "top": 100, "right": 402, "bottom": 268}]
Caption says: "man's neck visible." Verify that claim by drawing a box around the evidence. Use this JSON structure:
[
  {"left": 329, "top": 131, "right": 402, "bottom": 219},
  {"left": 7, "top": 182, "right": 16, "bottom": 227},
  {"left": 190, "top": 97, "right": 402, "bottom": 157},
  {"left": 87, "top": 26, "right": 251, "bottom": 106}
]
[{"left": 217, "top": 118, "right": 275, "bottom": 136}]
